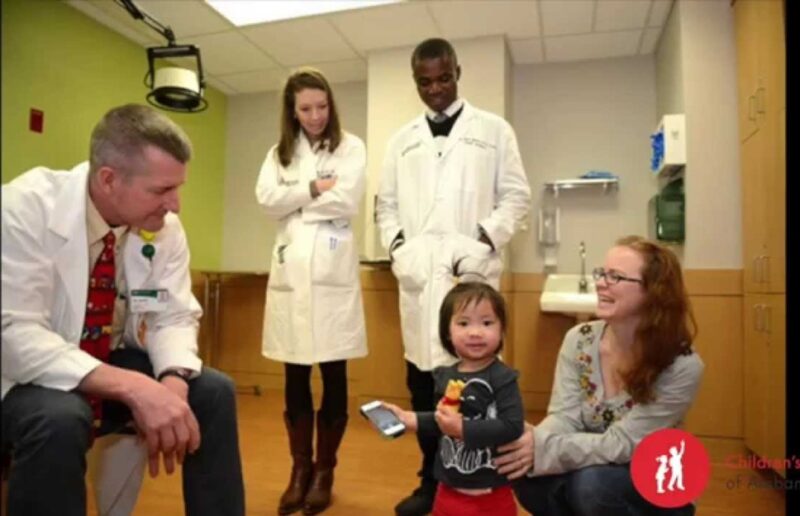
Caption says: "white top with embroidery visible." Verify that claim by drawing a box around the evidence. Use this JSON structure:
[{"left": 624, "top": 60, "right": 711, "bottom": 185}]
[{"left": 530, "top": 320, "right": 704, "bottom": 477}]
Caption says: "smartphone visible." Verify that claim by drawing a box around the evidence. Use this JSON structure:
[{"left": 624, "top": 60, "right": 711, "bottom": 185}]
[{"left": 360, "top": 400, "right": 405, "bottom": 439}]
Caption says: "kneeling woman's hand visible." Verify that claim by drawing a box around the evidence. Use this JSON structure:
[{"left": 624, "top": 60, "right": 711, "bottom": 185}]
[{"left": 495, "top": 422, "right": 535, "bottom": 479}]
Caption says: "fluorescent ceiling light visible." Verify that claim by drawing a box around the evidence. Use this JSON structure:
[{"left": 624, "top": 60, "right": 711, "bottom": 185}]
[{"left": 205, "top": 0, "right": 402, "bottom": 26}]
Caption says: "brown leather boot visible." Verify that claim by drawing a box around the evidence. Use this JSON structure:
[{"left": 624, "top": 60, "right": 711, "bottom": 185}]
[
  {"left": 278, "top": 411, "right": 314, "bottom": 515},
  {"left": 302, "top": 414, "right": 347, "bottom": 515}
]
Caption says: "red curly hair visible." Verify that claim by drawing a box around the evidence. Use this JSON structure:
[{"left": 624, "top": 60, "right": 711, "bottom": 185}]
[{"left": 615, "top": 236, "right": 697, "bottom": 404}]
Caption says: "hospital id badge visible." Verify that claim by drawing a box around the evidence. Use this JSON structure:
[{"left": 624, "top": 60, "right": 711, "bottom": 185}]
[{"left": 130, "top": 289, "right": 169, "bottom": 313}]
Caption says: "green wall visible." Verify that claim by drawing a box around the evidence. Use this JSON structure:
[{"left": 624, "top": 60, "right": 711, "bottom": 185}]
[{"left": 1, "top": 0, "right": 227, "bottom": 269}]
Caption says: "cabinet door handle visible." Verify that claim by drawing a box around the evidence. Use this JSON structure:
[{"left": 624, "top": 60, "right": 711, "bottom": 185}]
[
  {"left": 756, "top": 87, "right": 766, "bottom": 114},
  {"left": 762, "top": 255, "right": 770, "bottom": 285},
  {"left": 763, "top": 304, "right": 772, "bottom": 335},
  {"left": 748, "top": 95, "right": 757, "bottom": 121}
]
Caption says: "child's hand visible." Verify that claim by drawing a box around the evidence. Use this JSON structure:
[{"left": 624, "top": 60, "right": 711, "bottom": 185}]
[
  {"left": 383, "top": 402, "right": 418, "bottom": 432},
  {"left": 434, "top": 406, "right": 463, "bottom": 439}
]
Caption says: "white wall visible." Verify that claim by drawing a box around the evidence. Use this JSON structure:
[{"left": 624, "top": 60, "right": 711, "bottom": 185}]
[
  {"left": 678, "top": 0, "right": 741, "bottom": 269},
  {"left": 656, "top": 1, "right": 684, "bottom": 117},
  {"left": 221, "top": 82, "right": 367, "bottom": 271},
  {"left": 509, "top": 56, "right": 659, "bottom": 273},
  {"left": 361, "top": 35, "right": 509, "bottom": 259}
]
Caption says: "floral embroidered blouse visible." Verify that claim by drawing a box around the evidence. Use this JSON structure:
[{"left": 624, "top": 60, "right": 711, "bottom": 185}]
[{"left": 529, "top": 320, "right": 704, "bottom": 477}]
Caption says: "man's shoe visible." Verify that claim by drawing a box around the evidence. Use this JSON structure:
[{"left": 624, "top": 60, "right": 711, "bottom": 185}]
[{"left": 394, "top": 483, "right": 436, "bottom": 516}]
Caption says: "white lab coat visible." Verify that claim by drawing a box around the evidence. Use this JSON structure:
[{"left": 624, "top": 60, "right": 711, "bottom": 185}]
[
  {"left": 1, "top": 162, "right": 203, "bottom": 515},
  {"left": 1, "top": 163, "right": 203, "bottom": 399},
  {"left": 255, "top": 131, "right": 367, "bottom": 365},
  {"left": 376, "top": 100, "right": 531, "bottom": 371}
]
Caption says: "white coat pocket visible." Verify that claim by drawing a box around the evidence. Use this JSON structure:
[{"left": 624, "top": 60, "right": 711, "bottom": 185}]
[
  {"left": 391, "top": 237, "right": 430, "bottom": 292},
  {"left": 311, "top": 222, "right": 358, "bottom": 287},
  {"left": 269, "top": 242, "right": 293, "bottom": 291}
]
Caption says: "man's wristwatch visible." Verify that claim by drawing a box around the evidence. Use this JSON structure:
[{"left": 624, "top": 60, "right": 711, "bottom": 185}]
[{"left": 157, "top": 368, "right": 193, "bottom": 383}]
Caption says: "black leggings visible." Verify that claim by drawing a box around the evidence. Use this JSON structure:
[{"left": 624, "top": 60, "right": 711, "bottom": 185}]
[{"left": 284, "top": 361, "right": 348, "bottom": 423}]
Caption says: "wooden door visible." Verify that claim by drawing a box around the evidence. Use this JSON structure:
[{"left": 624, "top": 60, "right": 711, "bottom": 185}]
[
  {"left": 765, "top": 294, "right": 786, "bottom": 477},
  {"left": 743, "top": 294, "right": 769, "bottom": 459},
  {"left": 740, "top": 131, "right": 768, "bottom": 293},
  {"left": 762, "top": 109, "right": 786, "bottom": 293}
]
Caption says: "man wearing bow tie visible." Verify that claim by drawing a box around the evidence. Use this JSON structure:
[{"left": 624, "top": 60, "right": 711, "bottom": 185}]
[
  {"left": 1, "top": 104, "right": 244, "bottom": 516},
  {"left": 376, "top": 37, "right": 531, "bottom": 516}
]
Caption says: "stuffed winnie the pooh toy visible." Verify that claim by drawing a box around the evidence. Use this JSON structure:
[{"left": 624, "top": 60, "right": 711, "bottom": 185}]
[{"left": 438, "top": 379, "right": 465, "bottom": 414}]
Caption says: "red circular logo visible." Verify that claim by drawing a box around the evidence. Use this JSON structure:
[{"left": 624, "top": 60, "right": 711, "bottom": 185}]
[{"left": 630, "top": 428, "right": 710, "bottom": 508}]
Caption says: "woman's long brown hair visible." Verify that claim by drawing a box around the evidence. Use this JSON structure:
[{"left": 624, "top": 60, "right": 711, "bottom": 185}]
[
  {"left": 617, "top": 236, "right": 697, "bottom": 404},
  {"left": 276, "top": 67, "right": 342, "bottom": 167}
]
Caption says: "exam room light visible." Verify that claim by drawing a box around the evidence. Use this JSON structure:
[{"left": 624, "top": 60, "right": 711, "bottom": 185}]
[
  {"left": 205, "top": 0, "right": 402, "bottom": 27},
  {"left": 116, "top": 0, "right": 208, "bottom": 113}
]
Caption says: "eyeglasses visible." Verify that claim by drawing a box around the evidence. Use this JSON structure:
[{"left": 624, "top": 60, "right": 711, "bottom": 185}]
[{"left": 592, "top": 267, "right": 643, "bottom": 285}]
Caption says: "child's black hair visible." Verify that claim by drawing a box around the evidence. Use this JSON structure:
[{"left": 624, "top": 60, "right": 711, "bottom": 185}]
[{"left": 438, "top": 281, "right": 507, "bottom": 358}]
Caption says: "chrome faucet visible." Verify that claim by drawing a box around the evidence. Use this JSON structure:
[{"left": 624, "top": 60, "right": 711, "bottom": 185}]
[{"left": 578, "top": 241, "right": 588, "bottom": 293}]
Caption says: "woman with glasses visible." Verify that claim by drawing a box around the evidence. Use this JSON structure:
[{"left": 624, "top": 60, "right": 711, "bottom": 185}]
[{"left": 494, "top": 235, "right": 704, "bottom": 515}]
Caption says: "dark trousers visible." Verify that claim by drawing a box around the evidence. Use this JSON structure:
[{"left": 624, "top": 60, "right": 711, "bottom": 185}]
[
  {"left": 284, "top": 360, "right": 348, "bottom": 423},
  {"left": 405, "top": 360, "right": 438, "bottom": 486},
  {"left": 513, "top": 464, "right": 695, "bottom": 516},
  {"left": 1, "top": 347, "right": 245, "bottom": 516}
]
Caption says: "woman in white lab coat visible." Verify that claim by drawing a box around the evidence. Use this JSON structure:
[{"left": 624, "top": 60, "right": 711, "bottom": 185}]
[{"left": 255, "top": 67, "right": 367, "bottom": 515}]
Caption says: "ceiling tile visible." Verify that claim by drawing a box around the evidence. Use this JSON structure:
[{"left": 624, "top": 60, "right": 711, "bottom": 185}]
[
  {"left": 189, "top": 31, "right": 278, "bottom": 75},
  {"left": 216, "top": 68, "right": 288, "bottom": 94},
  {"left": 428, "top": 0, "right": 540, "bottom": 40},
  {"left": 639, "top": 26, "right": 662, "bottom": 54},
  {"left": 540, "top": 0, "right": 595, "bottom": 36},
  {"left": 545, "top": 30, "right": 641, "bottom": 62},
  {"left": 595, "top": 0, "right": 651, "bottom": 32},
  {"left": 308, "top": 59, "right": 368, "bottom": 84},
  {"left": 508, "top": 38, "right": 544, "bottom": 64},
  {"left": 205, "top": 75, "right": 239, "bottom": 95},
  {"left": 647, "top": 0, "right": 673, "bottom": 27},
  {"left": 242, "top": 18, "right": 358, "bottom": 67},
  {"left": 330, "top": 2, "right": 439, "bottom": 52},
  {"left": 133, "top": 0, "right": 233, "bottom": 38}
]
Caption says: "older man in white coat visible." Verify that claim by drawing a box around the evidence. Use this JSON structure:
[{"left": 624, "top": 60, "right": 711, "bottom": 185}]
[
  {"left": 1, "top": 104, "right": 244, "bottom": 516},
  {"left": 376, "top": 38, "right": 531, "bottom": 516}
]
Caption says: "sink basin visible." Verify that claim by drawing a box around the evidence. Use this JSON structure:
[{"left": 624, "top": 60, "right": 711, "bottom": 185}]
[{"left": 540, "top": 274, "right": 598, "bottom": 315}]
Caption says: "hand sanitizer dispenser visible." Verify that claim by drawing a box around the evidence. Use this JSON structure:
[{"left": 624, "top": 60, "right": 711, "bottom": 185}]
[{"left": 539, "top": 207, "right": 559, "bottom": 245}]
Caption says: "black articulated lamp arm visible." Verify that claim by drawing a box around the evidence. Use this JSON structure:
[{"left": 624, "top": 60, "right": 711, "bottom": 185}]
[
  {"left": 116, "top": 0, "right": 176, "bottom": 45},
  {"left": 114, "top": 0, "right": 208, "bottom": 113}
]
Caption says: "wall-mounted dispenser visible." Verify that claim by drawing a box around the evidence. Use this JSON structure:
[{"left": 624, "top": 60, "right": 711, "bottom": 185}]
[
  {"left": 649, "top": 178, "right": 685, "bottom": 242},
  {"left": 651, "top": 114, "right": 686, "bottom": 177},
  {"left": 538, "top": 206, "right": 560, "bottom": 245}
]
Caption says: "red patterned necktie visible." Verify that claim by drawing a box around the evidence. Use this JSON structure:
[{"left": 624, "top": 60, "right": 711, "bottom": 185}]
[{"left": 80, "top": 230, "right": 116, "bottom": 431}]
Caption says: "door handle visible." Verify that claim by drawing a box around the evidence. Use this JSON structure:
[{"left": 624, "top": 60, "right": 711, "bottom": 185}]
[
  {"left": 763, "top": 304, "right": 771, "bottom": 335},
  {"left": 762, "top": 255, "right": 770, "bottom": 285},
  {"left": 748, "top": 95, "right": 757, "bottom": 121}
]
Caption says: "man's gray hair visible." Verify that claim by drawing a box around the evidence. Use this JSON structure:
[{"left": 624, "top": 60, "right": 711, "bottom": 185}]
[{"left": 89, "top": 104, "right": 192, "bottom": 176}]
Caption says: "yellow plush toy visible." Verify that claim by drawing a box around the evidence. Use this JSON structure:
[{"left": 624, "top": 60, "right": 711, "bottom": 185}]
[{"left": 438, "top": 379, "right": 465, "bottom": 414}]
